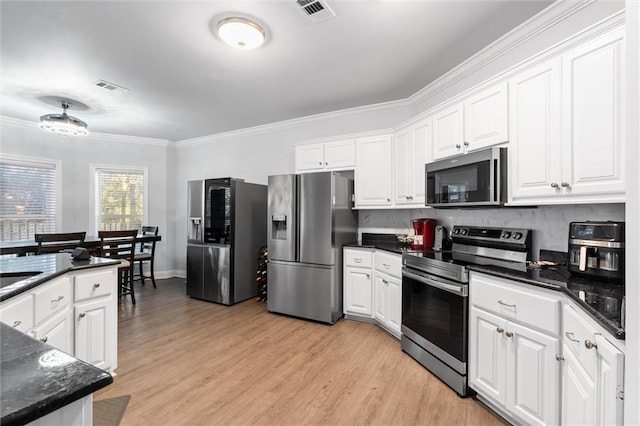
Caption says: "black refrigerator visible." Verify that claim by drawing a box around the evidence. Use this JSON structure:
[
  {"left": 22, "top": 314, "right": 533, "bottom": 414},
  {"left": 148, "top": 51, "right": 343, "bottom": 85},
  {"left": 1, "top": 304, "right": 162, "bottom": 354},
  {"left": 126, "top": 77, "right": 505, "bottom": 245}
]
[{"left": 186, "top": 178, "right": 266, "bottom": 305}]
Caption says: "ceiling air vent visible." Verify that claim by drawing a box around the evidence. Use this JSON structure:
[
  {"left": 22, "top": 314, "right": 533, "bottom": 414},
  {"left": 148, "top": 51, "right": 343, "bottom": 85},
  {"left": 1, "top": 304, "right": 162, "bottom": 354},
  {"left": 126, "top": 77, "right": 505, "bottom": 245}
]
[
  {"left": 94, "top": 79, "right": 129, "bottom": 94},
  {"left": 295, "top": 0, "right": 336, "bottom": 24}
]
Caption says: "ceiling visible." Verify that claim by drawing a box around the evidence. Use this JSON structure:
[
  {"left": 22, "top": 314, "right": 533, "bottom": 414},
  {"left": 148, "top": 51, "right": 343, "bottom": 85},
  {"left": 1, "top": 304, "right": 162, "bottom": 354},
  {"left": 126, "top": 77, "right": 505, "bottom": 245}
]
[{"left": 0, "top": 1, "right": 554, "bottom": 142}]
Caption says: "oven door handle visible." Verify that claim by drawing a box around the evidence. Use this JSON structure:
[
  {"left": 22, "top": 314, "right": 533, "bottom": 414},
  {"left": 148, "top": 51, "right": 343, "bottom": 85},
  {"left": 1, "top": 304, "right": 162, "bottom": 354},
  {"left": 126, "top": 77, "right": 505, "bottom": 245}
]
[{"left": 402, "top": 269, "right": 468, "bottom": 296}]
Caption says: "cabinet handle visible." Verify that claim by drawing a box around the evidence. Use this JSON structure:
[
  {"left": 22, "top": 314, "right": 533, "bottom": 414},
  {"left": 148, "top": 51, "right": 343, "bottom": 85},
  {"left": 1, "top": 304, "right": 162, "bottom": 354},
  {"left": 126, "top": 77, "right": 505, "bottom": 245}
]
[
  {"left": 40, "top": 336, "right": 48, "bottom": 343},
  {"left": 565, "top": 332, "right": 580, "bottom": 343},
  {"left": 456, "top": 144, "right": 461, "bottom": 149},
  {"left": 325, "top": 162, "right": 328, "bottom": 166},
  {"left": 318, "top": 161, "right": 322, "bottom": 165},
  {"left": 407, "top": 195, "right": 413, "bottom": 200},
  {"left": 555, "top": 354, "right": 565, "bottom": 361},
  {"left": 496, "top": 327, "right": 504, "bottom": 334},
  {"left": 354, "top": 258, "right": 363, "bottom": 263},
  {"left": 550, "top": 182, "right": 559, "bottom": 188},
  {"left": 463, "top": 141, "right": 469, "bottom": 147},
  {"left": 79, "top": 312, "right": 86, "bottom": 318},
  {"left": 498, "top": 300, "right": 516, "bottom": 308},
  {"left": 585, "top": 339, "right": 598, "bottom": 350},
  {"left": 93, "top": 283, "right": 101, "bottom": 288},
  {"left": 561, "top": 182, "right": 571, "bottom": 188},
  {"left": 12, "top": 320, "right": 22, "bottom": 328},
  {"left": 382, "top": 263, "right": 390, "bottom": 269},
  {"left": 382, "top": 279, "right": 389, "bottom": 285},
  {"left": 51, "top": 296, "right": 64, "bottom": 303},
  {"left": 386, "top": 198, "right": 391, "bottom": 202},
  {"left": 505, "top": 331, "right": 514, "bottom": 338},
  {"left": 366, "top": 274, "right": 370, "bottom": 279}
]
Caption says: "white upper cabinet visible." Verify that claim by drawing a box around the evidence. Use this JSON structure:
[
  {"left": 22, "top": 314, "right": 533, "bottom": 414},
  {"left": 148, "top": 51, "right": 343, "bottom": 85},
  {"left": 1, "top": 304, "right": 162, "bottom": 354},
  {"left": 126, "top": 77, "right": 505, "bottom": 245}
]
[
  {"left": 509, "top": 28, "right": 625, "bottom": 205},
  {"left": 464, "top": 82, "right": 509, "bottom": 150},
  {"left": 393, "top": 117, "right": 432, "bottom": 206},
  {"left": 355, "top": 134, "right": 393, "bottom": 207},
  {"left": 433, "top": 81, "right": 508, "bottom": 160},
  {"left": 295, "top": 139, "right": 355, "bottom": 173},
  {"left": 509, "top": 58, "right": 563, "bottom": 202},
  {"left": 561, "top": 28, "right": 625, "bottom": 200}
]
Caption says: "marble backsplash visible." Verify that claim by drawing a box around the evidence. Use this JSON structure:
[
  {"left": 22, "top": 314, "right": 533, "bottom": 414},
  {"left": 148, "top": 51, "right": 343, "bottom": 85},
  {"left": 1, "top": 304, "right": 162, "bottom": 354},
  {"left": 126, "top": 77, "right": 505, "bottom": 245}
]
[{"left": 358, "top": 204, "right": 625, "bottom": 260}]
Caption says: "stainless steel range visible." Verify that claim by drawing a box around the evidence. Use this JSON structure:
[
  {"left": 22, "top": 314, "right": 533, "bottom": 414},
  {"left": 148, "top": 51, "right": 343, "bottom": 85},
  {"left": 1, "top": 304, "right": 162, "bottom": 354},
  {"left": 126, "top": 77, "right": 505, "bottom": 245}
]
[{"left": 401, "top": 225, "right": 532, "bottom": 396}]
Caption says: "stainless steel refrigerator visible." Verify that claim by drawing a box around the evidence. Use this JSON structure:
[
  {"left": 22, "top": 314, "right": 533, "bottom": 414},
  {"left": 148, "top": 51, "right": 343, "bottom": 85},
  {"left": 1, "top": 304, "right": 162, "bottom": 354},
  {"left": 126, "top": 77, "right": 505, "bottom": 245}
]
[
  {"left": 267, "top": 172, "right": 358, "bottom": 324},
  {"left": 186, "top": 178, "right": 267, "bottom": 305}
]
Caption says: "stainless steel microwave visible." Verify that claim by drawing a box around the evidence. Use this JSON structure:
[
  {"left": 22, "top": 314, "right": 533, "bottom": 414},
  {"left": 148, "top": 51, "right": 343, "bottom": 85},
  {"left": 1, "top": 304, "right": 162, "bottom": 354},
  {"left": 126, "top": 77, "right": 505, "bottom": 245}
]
[{"left": 425, "top": 147, "right": 507, "bottom": 207}]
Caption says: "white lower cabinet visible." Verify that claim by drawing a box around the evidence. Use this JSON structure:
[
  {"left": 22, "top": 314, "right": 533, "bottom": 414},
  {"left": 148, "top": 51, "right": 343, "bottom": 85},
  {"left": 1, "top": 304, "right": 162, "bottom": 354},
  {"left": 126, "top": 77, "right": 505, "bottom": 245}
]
[
  {"left": 561, "top": 302, "right": 624, "bottom": 425},
  {"left": 469, "top": 272, "right": 561, "bottom": 425},
  {"left": 343, "top": 248, "right": 401, "bottom": 339},
  {"left": 27, "top": 395, "right": 93, "bottom": 426},
  {"left": 0, "top": 266, "right": 118, "bottom": 374}
]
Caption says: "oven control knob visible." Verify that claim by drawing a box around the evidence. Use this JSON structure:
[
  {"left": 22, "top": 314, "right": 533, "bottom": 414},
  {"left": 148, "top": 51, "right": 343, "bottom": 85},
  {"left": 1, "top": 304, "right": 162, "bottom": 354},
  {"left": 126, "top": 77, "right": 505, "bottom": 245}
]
[
  {"left": 513, "top": 232, "right": 523, "bottom": 240},
  {"left": 502, "top": 231, "right": 511, "bottom": 239},
  {"left": 453, "top": 228, "right": 460, "bottom": 235},
  {"left": 460, "top": 229, "right": 468, "bottom": 235}
]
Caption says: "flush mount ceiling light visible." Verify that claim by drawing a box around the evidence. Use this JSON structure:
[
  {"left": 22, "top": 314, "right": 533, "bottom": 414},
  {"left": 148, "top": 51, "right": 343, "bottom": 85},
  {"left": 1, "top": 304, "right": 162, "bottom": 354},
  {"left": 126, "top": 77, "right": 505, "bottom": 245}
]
[
  {"left": 216, "top": 17, "right": 265, "bottom": 50},
  {"left": 39, "top": 101, "right": 89, "bottom": 136}
]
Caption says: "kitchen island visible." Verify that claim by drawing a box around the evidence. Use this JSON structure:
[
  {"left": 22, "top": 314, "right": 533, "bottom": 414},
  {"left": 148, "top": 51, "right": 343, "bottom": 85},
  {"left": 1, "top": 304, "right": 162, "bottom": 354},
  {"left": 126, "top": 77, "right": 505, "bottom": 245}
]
[{"left": 0, "top": 253, "right": 121, "bottom": 424}]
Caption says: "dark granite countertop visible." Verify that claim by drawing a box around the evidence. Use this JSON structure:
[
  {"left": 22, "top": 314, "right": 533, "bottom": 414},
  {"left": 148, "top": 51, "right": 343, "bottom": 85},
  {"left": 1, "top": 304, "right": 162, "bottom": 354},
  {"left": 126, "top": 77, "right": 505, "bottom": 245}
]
[
  {"left": 344, "top": 233, "right": 414, "bottom": 255},
  {"left": 0, "top": 253, "right": 120, "bottom": 302},
  {"left": 0, "top": 323, "right": 113, "bottom": 426},
  {"left": 468, "top": 263, "right": 625, "bottom": 340}
]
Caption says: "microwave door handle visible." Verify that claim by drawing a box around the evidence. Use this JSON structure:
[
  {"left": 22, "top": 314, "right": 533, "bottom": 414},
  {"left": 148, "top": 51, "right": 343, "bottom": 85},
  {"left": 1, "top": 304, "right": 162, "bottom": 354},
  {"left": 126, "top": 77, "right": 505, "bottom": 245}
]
[{"left": 579, "top": 246, "right": 587, "bottom": 271}]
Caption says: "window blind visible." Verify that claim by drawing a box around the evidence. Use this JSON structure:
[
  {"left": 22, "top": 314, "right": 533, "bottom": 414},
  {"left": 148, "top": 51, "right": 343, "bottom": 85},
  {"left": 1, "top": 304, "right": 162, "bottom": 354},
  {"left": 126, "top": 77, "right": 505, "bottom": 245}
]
[
  {"left": 0, "top": 159, "right": 57, "bottom": 241},
  {"left": 95, "top": 168, "right": 145, "bottom": 232}
]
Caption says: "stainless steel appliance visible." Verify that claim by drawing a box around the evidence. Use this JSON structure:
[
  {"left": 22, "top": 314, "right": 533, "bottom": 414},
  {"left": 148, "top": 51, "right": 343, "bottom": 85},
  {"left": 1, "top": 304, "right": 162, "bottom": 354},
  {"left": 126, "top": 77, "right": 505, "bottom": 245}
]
[
  {"left": 433, "top": 225, "right": 448, "bottom": 251},
  {"left": 401, "top": 225, "right": 531, "bottom": 396},
  {"left": 267, "top": 172, "right": 358, "bottom": 324},
  {"left": 425, "top": 147, "right": 507, "bottom": 207},
  {"left": 568, "top": 221, "right": 625, "bottom": 282},
  {"left": 186, "top": 178, "right": 267, "bottom": 305}
]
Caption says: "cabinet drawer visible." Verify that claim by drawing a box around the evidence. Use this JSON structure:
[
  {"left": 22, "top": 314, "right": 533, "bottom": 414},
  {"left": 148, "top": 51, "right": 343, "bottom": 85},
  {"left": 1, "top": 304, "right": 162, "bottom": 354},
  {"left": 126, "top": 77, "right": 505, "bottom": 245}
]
[
  {"left": 374, "top": 251, "right": 402, "bottom": 278},
  {"left": 562, "top": 303, "right": 597, "bottom": 379},
  {"left": 344, "top": 248, "right": 373, "bottom": 268},
  {"left": 75, "top": 269, "right": 115, "bottom": 301},
  {"left": 34, "top": 276, "right": 72, "bottom": 325},
  {"left": 471, "top": 273, "right": 560, "bottom": 335},
  {"left": 0, "top": 293, "right": 34, "bottom": 332}
]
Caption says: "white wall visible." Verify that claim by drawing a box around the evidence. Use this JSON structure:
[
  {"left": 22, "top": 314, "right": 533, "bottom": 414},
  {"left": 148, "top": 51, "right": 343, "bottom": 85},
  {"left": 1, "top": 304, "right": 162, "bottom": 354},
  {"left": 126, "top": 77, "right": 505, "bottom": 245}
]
[{"left": 0, "top": 117, "right": 172, "bottom": 277}]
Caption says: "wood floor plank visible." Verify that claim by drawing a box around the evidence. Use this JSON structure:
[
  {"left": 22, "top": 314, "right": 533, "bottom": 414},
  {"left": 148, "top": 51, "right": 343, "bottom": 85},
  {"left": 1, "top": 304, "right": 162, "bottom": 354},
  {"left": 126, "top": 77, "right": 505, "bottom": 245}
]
[{"left": 96, "top": 278, "right": 504, "bottom": 425}]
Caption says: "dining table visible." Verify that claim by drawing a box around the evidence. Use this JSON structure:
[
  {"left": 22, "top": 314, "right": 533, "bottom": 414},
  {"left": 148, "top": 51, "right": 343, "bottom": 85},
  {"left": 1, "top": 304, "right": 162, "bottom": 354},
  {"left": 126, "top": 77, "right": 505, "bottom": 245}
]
[{"left": 0, "top": 233, "right": 162, "bottom": 257}]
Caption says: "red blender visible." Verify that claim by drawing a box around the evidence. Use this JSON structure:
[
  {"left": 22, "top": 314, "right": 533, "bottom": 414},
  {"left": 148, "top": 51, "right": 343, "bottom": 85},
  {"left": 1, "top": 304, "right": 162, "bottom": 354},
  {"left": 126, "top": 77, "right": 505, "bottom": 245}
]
[{"left": 411, "top": 219, "right": 437, "bottom": 250}]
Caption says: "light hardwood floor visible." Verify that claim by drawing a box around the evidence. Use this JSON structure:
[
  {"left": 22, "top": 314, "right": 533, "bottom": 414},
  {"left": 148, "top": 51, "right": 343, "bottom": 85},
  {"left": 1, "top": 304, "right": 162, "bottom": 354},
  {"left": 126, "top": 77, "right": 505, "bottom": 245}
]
[{"left": 96, "top": 278, "right": 504, "bottom": 425}]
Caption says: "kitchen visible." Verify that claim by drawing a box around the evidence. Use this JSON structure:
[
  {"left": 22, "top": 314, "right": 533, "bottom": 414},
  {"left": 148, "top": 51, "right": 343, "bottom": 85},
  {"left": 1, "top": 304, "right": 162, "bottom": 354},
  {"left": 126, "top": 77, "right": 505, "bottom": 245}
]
[{"left": 1, "top": 0, "right": 639, "bottom": 425}]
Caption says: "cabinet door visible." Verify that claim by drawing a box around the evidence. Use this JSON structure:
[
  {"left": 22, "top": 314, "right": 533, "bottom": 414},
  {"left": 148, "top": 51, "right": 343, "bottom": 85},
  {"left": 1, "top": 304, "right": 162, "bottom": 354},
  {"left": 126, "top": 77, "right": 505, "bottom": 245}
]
[
  {"left": 432, "top": 102, "right": 464, "bottom": 160},
  {"left": 464, "top": 82, "right": 508, "bottom": 151},
  {"left": 344, "top": 266, "right": 373, "bottom": 317},
  {"left": 393, "top": 129, "right": 412, "bottom": 205},
  {"left": 411, "top": 119, "right": 432, "bottom": 204},
  {"left": 324, "top": 139, "right": 355, "bottom": 170},
  {"left": 507, "top": 321, "right": 560, "bottom": 426},
  {"left": 508, "top": 58, "right": 563, "bottom": 204},
  {"left": 75, "top": 297, "right": 115, "bottom": 371},
  {"left": 561, "top": 28, "right": 625, "bottom": 200},
  {"left": 385, "top": 274, "right": 402, "bottom": 335},
  {"left": 595, "top": 334, "right": 624, "bottom": 425},
  {"left": 32, "top": 308, "right": 73, "bottom": 354},
  {"left": 355, "top": 135, "right": 393, "bottom": 206},
  {"left": 0, "top": 293, "right": 34, "bottom": 333},
  {"left": 373, "top": 273, "right": 387, "bottom": 323},
  {"left": 469, "top": 307, "right": 508, "bottom": 406},
  {"left": 562, "top": 342, "right": 597, "bottom": 426},
  {"left": 295, "top": 143, "right": 324, "bottom": 172}
]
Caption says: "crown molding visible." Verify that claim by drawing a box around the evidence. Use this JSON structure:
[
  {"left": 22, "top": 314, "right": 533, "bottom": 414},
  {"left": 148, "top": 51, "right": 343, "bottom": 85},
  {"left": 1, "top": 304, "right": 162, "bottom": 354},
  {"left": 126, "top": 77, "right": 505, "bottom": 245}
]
[
  {"left": 174, "top": 98, "right": 411, "bottom": 149},
  {"left": 407, "top": 0, "right": 601, "bottom": 108},
  {"left": 0, "top": 115, "right": 170, "bottom": 147}
]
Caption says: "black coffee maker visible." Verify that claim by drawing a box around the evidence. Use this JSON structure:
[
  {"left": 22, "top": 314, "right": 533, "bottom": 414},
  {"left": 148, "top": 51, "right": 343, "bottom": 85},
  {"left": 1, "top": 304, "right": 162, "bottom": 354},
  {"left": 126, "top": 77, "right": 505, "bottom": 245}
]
[{"left": 568, "top": 221, "right": 625, "bottom": 282}]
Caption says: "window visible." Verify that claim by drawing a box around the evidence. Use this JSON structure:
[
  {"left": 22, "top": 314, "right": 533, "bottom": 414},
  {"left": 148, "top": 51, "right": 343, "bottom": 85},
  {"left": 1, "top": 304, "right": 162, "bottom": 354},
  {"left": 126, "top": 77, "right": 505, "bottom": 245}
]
[
  {"left": 0, "top": 156, "right": 58, "bottom": 241},
  {"left": 92, "top": 165, "right": 147, "bottom": 232}
]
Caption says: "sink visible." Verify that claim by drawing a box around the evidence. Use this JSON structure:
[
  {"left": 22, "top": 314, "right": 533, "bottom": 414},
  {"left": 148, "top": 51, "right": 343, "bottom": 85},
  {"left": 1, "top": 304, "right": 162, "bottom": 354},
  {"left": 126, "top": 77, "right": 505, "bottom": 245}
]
[{"left": 0, "top": 271, "right": 42, "bottom": 288}]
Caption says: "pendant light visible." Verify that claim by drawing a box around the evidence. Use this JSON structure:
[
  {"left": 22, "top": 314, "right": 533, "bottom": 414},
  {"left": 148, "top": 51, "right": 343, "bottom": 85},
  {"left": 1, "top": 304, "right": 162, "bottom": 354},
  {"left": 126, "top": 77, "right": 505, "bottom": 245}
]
[
  {"left": 39, "top": 101, "right": 89, "bottom": 136},
  {"left": 216, "top": 17, "right": 265, "bottom": 50}
]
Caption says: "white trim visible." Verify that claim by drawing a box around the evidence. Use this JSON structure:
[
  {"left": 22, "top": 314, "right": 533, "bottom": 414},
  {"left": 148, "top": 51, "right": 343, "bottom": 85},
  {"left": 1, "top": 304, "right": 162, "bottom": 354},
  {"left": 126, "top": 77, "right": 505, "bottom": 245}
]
[
  {"left": 292, "top": 129, "right": 394, "bottom": 147},
  {"left": 0, "top": 115, "right": 170, "bottom": 147},
  {"left": 0, "top": 153, "right": 62, "bottom": 233},
  {"left": 90, "top": 164, "right": 149, "bottom": 234}
]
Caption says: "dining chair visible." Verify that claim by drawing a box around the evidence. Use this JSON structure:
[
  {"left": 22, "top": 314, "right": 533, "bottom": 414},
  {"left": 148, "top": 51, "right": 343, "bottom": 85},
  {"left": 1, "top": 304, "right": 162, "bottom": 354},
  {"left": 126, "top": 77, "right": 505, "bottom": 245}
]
[
  {"left": 35, "top": 232, "right": 86, "bottom": 254},
  {"left": 98, "top": 230, "right": 138, "bottom": 305},
  {"left": 134, "top": 226, "right": 158, "bottom": 288}
]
